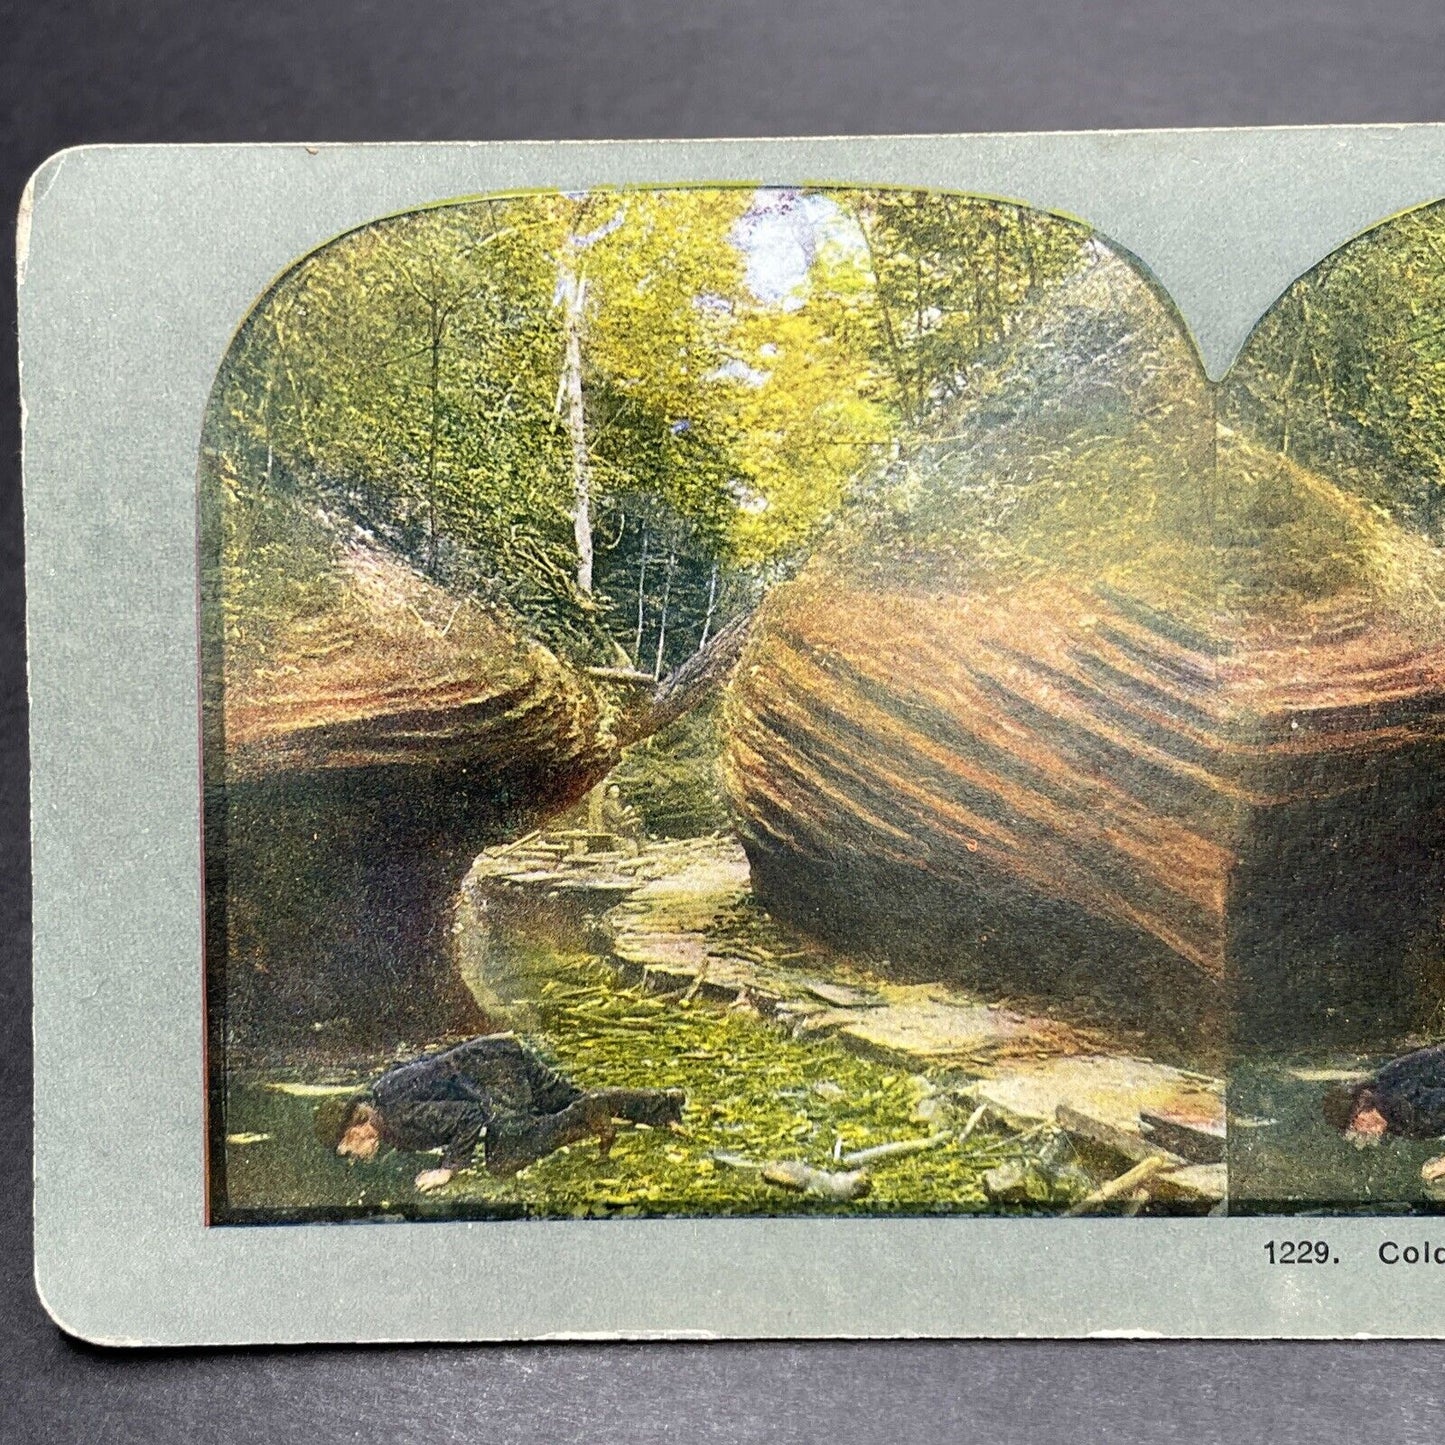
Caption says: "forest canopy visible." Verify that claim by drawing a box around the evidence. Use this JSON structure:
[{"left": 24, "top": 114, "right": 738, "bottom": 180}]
[
  {"left": 202, "top": 186, "right": 1093, "bottom": 672},
  {"left": 1224, "top": 199, "right": 1445, "bottom": 540}
]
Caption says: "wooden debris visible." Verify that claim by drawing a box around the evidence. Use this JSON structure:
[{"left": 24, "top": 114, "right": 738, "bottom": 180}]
[
  {"left": 803, "top": 980, "right": 882, "bottom": 1009},
  {"left": 1055, "top": 1104, "right": 1186, "bottom": 1168},
  {"left": 839, "top": 1134, "right": 952, "bottom": 1167},
  {"left": 713, "top": 1152, "right": 872, "bottom": 1202},
  {"left": 1138, "top": 1108, "right": 1225, "bottom": 1164},
  {"left": 1063, "top": 1155, "right": 1173, "bottom": 1216},
  {"left": 1153, "top": 1163, "right": 1226, "bottom": 1206},
  {"left": 584, "top": 666, "right": 657, "bottom": 685},
  {"left": 957, "top": 1103, "right": 989, "bottom": 1143},
  {"left": 759, "top": 1160, "right": 872, "bottom": 1202}
]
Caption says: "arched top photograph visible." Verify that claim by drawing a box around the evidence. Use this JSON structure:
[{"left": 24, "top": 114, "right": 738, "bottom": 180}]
[{"left": 198, "top": 180, "right": 1445, "bottom": 1226}]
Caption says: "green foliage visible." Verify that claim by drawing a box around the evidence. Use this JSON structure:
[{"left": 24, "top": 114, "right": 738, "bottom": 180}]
[
  {"left": 473, "top": 950, "right": 1010, "bottom": 1217},
  {"left": 224, "top": 945, "right": 1035, "bottom": 1218},
  {"left": 829, "top": 245, "right": 1222, "bottom": 613},
  {"left": 202, "top": 453, "right": 342, "bottom": 670},
  {"left": 203, "top": 186, "right": 1100, "bottom": 671},
  {"left": 612, "top": 698, "right": 731, "bottom": 838},
  {"left": 1224, "top": 201, "right": 1445, "bottom": 540},
  {"left": 840, "top": 190, "right": 1090, "bottom": 430}
]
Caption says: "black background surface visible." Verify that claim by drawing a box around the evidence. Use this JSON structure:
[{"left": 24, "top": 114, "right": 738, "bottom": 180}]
[{"left": 4, "top": 2, "right": 1445, "bottom": 1439}]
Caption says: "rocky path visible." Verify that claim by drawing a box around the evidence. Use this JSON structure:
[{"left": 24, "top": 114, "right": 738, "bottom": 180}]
[{"left": 462, "top": 832, "right": 1227, "bottom": 1207}]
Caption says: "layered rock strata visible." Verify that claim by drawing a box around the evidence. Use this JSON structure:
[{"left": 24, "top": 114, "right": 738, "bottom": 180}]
[
  {"left": 206, "top": 532, "right": 614, "bottom": 1058},
  {"left": 724, "top": 251, "right": 1445, "bottom": 1045}
]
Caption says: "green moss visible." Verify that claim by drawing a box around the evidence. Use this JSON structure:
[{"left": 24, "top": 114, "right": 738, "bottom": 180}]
[
  {"left": 211, "top": 480, "right": 343, "bottom": 672},
  {"left": 220, "top": 939, "right": 1079, "bottom": 1219},
  {"left": 435, "top": 945, "right": 1063, "bottom": 1217}
]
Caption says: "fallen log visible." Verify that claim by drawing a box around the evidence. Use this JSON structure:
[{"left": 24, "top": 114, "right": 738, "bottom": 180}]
[
  {"left": 1055, "top": 1104, "right": 1186, "bottom": 1169},
  {"left": 760, "top": 1160, "right": 872, "bottom": 1202},
  {"left": 624, "top": 612, "right": 752, "bottom": 745},
  {"left": 1138, "top": 1109, "right": 1226, "bottom": 1165},
  {"left": 713, "top": 1152, "right": 872, "bottom": 1202},
  {"left": 957, "top": 1103, "right": 989, "bottom": 1143},
  {"left": 585, "top": 666, "right": 657, "bottom": 685}
]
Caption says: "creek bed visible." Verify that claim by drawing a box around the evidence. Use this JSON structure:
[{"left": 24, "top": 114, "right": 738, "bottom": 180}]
[{"left": 217, "top": 921, "right": 1091, "bottom": 1222}]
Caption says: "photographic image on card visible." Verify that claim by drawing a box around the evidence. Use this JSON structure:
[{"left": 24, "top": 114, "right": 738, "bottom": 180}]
[{"left": 199, "top": 184, "right": 1445, "bottom": 1223}]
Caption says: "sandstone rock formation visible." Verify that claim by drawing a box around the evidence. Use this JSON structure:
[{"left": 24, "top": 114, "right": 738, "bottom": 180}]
[
  {"left": 724, "top": 251, "right": 1445, "bottom": 1046},
  {"left": 205, "top": 522, "right": 616, "bottom": 1058}
]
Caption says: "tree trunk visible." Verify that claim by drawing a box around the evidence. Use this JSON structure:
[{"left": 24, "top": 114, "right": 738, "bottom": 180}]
[
  {"left": 634, "top": 519, "right": 649, "bottom": 658},
  {"left": 425, "top": 309, "right": 442, "bottom": 575},
  {"left": 561, "top": 265, "right": 593, "bottom": 595},
  {"left": 653, "top": 546, "right": 677, "bottom": 680},
  {"left": 699, "top": 561, "right": 719, "bottom": 648},
  {"left": 623, "top": 610, "right": 752, "bottom": 745}
]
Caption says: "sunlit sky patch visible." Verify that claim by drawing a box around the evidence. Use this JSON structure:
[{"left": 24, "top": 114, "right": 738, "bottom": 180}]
[{"left": 736, "top": 188, "right": 859, "bottom": 307}]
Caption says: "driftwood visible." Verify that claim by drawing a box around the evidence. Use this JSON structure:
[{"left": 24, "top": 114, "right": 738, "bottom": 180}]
[
  {"left": 839, "top": 1134, "right": 952, "bottom": 1168},
  {"left": 713, "top": 1151, "right": 872, "bottom": 1202},
  {"left": 1063, "top": 1155, "right": 1174, "bottom": 1216}
]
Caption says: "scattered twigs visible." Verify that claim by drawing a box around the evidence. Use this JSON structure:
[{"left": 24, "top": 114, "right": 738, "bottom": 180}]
[
  {"left": 711, "top": 1151, "right": 762, "bottom": 1171},
  {"left": 1063, "top": 1155, "right": 1173, "bottom": 1217},
  {"left": 839, "top": 1133, "right": 952, "bottom": 1168},
  {"left": 956, "top": 1103, "right": 989, "bottom": 1144},
  {"left": 713, "top": 1152, "right": 873, "bottom": 1201},
  {"left": 584, "top": 666, "right": 657, "bottom": 685}
]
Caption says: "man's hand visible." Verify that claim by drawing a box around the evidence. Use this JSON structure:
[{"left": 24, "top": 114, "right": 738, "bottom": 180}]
[{"left": 414, "top": 1167, "right": 456, "bottom": 1193}]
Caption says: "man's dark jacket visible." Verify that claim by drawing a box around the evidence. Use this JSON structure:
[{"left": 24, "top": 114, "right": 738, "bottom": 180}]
[
  {"left": 367, "top": 1035, "right": 586, "bottom": 1172},
  {"left": 359, "top": 1034, "right": 682, "bottom": 1174}
]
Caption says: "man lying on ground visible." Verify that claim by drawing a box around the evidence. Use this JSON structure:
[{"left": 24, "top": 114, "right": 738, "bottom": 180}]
[
  {"left": 1322, "top": 1041, "right": 1445, "bottom": 1183},
  {"left": 318, "top": 1034, "right": 685, "bottom": 1192}
]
